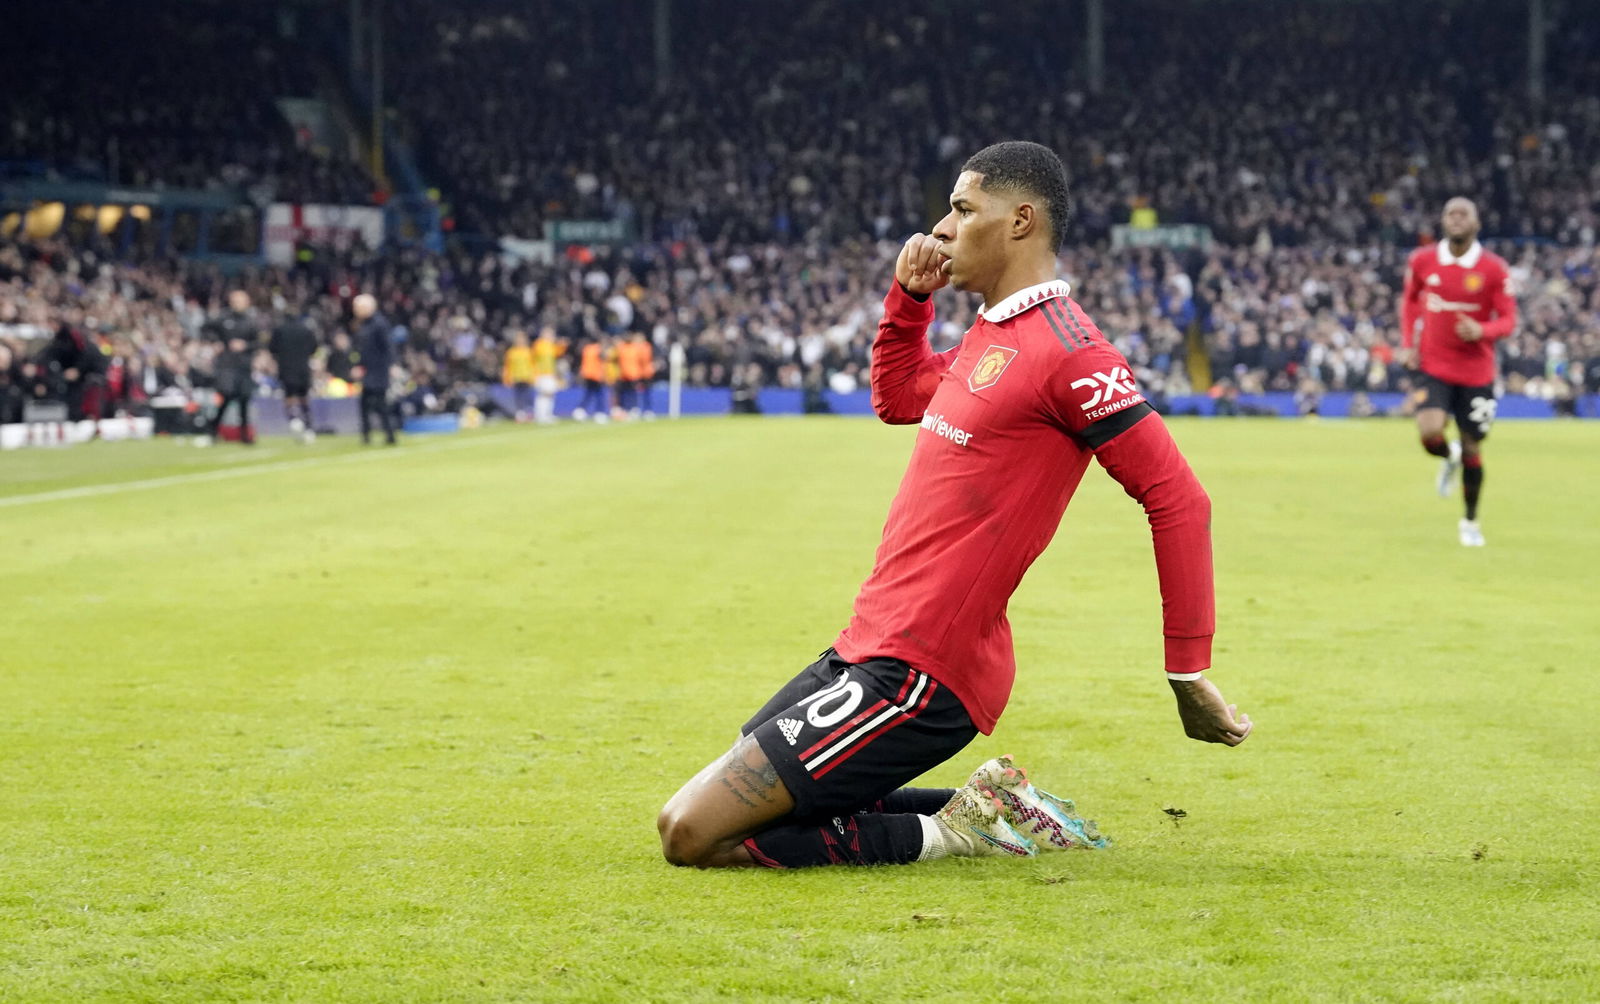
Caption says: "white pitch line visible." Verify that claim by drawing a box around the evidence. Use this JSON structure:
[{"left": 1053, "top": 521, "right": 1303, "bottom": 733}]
[{"left": 0, "top": 433, "right": 513, "bottom": 509}]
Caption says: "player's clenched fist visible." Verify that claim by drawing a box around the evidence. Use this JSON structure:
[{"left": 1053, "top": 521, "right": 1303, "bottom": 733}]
[
  {"left": 1169, "top": 677, "right": 1252, "bottom": 747},
  {"left": 895, "top": 233, "right": 953, "bottom": 297}
]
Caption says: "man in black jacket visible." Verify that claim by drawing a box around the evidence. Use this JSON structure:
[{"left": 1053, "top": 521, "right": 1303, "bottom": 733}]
[
  {"left": 352, "top": 293, "right": 397, "bottom": 446},
  {"left": 0, "top": 341, "right": 26, "bottom": 424},
  {"left": 271, "top": 310, "right": 319, "bottom": 442},
  {"left": 43, "top": 316, "right": 105, "bottom": 421},
  {"left": 201, "top": 290, "right": 260, "bottom": 446}
]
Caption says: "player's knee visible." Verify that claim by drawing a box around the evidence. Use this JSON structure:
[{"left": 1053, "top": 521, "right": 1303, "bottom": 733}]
[{"left": 656, "top": 805, "right": 713, "bottom": 867}]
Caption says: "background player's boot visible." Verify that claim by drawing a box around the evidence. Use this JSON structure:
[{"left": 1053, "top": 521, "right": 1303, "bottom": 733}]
[
  {"left": 1437, "top": 439, "right": 1462, "bottom": 497},
  {"left": 968, "top": 755, "right": 1110, "bottom": 851},
  {"left": 1459, "top": 518, "right": 1485, "bottom": 547},
  {"left": 933, "top": 783, "right": 1037, "bottom": 858}
]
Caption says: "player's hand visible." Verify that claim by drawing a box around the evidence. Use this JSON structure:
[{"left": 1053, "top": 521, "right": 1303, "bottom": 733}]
[
  {"left": 895, "top": 233, "right": 954, "bottom": 297},
  {"left": 1455, "top": 315, "right": 1484, "bottom": 342},
  {"left": 1169, "top": 676, "right": 1252, "bottom": 746},
  {"left": 1397, "top": 347, "right": 1418, "bottom": 370}
]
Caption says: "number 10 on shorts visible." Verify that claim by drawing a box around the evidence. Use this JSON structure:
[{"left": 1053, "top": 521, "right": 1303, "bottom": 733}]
[{"left": 798, "top": 673, "right": 866, "bottom": 728}]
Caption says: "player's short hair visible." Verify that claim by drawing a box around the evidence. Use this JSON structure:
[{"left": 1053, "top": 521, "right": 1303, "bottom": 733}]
[{"left": 962, "top": 141, "right": 1074, "bottom": 252}]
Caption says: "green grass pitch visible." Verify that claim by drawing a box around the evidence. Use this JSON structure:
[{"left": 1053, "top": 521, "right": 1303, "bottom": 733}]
[{"left": 2, "top": 417, "right": 1597, "bottom": 1002}]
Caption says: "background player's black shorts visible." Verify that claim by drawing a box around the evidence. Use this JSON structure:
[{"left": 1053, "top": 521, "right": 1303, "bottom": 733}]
[
  {"left": 281, "top": 373, "right": 312, "bottom": 398},
  {"left": 1419, "top": 373, "right": 1498, "bottom": 441},
  {"left": 742, "top": 649, "right": 977, "bottom": 818}
]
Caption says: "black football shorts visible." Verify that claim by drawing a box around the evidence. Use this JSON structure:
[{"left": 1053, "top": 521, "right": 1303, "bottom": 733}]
[
  {"left": 1419, "top": 373, "right": 1497, "bottom": 441},
  {"left": 742, "top": 649, "right": 977, "bottom": 817}
]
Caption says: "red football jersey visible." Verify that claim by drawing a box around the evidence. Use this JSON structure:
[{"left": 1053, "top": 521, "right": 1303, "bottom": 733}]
[
  {"left": 1399, "top": 240, "right": 1517, "bottom": 386},
  {"left": 832, "top": 280, "right": 1215, "bottom": 733}
]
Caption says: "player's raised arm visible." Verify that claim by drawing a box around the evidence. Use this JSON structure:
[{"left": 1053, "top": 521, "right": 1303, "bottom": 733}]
[{"left": 870, "top": 234, "right": 960, "bottom": 424}]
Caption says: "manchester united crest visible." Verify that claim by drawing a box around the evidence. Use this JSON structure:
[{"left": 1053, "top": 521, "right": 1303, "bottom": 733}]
[
  {"left": 968, "top": 345, "right": 1019, "bottom": 393},
  {"left": 1463, "top": 272, "right": 1484, "bottom": 293}
]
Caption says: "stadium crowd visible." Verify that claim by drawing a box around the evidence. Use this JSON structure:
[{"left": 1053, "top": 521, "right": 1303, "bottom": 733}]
[
  {"left": 387, "top": 0, "right": 1600, "bottom": 247},
  {"left": 10, "top": 1, "right": 1598, "bottom": 247},
  {"left": 2, "top": 0, "right": 374, "bottom": 205},
  {"left": 2, "top": 0, "right": 1598, "bottom": 426},
  {"left": 4, "top": 232, "right": 1596, "bottom": 427}
]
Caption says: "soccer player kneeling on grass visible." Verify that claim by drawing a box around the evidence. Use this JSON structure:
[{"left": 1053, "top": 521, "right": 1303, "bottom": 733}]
[{"left": 658, "top": 142, "right": 1252, "bottom": 869}]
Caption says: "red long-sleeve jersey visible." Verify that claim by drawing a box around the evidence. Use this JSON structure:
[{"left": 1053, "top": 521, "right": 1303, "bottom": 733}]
[
  {"left": 1399, "top": 240, "right": 1517, "bottom": 386},
  {"left": 832, "top": 279, "right": 1214, "bottom": 733}
]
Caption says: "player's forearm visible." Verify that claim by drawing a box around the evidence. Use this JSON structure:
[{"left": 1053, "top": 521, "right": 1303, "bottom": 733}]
[
  {"left": 1094, "top": 417, "right": 1215, "bottom": 674},
  {"left": 1481, "top": 305, "right": 1516, "bottom": 340},
  {"left": 1143, "top": 466, "right": 1214, "bottom": 673},
  {"left": 1399, "top": 305, "right": 1419, "bottom": 349},
  {"left": 870, "top": 282, "right": 939, "bottom": 424},
  {"left": 1150, "top": 479, "right": 1215, "bottom": 674}
]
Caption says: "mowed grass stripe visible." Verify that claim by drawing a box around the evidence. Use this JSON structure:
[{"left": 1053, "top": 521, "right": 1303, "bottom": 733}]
[{"left": 0, "top": 424, "right": 547, "bottom": 507}]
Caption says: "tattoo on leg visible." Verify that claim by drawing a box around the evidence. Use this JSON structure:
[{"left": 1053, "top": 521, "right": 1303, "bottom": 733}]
[
  {"left": 717, "top": 776, "right": 758, "bottom": 808},
  {"left": 727, "top": 755, "right": 780, "bottom": 804},
  {"left": 729, "top": 757, "right": 777, "bottom": 802}
]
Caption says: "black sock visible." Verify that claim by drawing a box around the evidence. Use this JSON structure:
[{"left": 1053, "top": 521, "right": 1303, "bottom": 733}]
[
  {"left": 865, "top": 787, "right": 955, "bottom": 815},
  {"left": 1463, "top": 456, "right": 1484, "bottom": 520},
  {"left": 744, "top": 813, "right": 926, "bottom": 868},
  {"left": 1421, "top": 434, "right": 1450, "bottom": 458}
]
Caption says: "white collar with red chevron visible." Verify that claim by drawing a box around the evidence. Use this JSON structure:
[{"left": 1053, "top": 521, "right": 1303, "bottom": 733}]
[
  {"left": 978, "top": 279, "right": 1073, "bottom": 323},
  {"left": 1436, "top": 240, "right": 1484, "bottom": 268}
]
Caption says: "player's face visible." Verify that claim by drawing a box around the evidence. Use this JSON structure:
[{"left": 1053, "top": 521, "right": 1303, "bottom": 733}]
[
  {"left": 932, "top": 171, "right": 1007, "bottom": 292},
  {"left": 1441, "top": 199, "right": 1480, "bottom": 242}
]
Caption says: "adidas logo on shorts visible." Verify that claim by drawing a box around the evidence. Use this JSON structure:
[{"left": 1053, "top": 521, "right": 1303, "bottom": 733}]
[{"left": 777, "top": 718, "right": 804, "bottom": 746}]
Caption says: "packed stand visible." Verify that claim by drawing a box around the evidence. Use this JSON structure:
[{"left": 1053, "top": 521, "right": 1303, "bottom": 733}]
[
  {"left": 5, "top": 232, "right": 1596, "bottom": 430},
  {"left": 1, "top": 0, "right": 375, "bottom": 205},
  {"left": 387, "top": 0, "right": 1600, "bottom": 247}
]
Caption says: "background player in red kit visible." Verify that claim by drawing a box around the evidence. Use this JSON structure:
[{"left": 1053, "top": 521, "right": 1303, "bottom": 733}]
[
  {"left": 658, "top": 142, "right": 1251, "bottom": 870},
  {"left": 1399, "top": 197, "right": 1518, "bottom": 547}
]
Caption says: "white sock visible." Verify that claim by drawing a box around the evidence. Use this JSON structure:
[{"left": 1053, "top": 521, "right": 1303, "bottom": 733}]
[{"left": 916, "top": 814, "right": 949, "bottom": 861}]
